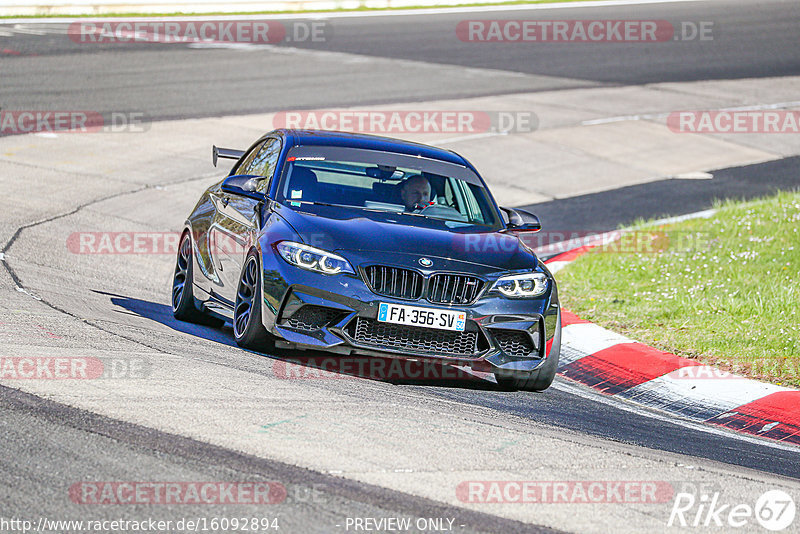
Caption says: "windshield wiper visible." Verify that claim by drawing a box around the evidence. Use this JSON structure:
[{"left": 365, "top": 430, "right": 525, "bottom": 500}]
[
  {"left": 289, "top": 200, "right": 353, "bottom": 209},
  {"left": 293, "top": 200, "right": 408, "bottom": 215},
  {"left": 289, "top": 200, "right": 473, "bottom": 224}
]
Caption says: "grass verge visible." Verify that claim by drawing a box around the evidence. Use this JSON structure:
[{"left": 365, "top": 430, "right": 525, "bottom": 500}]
[{"left": 556, "top": 190, "right": 800, "bottom": 388}]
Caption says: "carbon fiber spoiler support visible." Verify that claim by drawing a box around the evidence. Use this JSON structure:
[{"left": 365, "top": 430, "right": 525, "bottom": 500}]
[{"left": 212, "top": 145, "right": 245, "bottom": 167}]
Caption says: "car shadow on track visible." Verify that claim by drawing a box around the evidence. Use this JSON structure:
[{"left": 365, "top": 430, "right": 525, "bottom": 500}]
[
  {"left": 93, "top": 289, "right": 239, "bottom": 348},
  {"left": 95, "top": 290, "right": 503, "bottom": 392}
]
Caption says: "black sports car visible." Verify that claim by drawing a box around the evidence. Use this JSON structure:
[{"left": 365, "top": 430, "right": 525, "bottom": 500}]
[{"left": 172, "top": 129, "right": 561, "bottom": 391}]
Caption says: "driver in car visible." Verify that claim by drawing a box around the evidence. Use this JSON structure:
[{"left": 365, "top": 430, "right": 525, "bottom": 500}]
[{"left": 399, "top": 174, "right": 433, "bottom": 212}]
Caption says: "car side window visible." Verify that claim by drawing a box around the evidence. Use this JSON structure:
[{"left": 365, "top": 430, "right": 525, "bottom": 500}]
[
  {"left": 442, "top": 178, "right": 462, "bottom": 212},
  {"left": 247, "top": 137, "right": 283, "bottom": 194},
  {"left": 233, "top": 140, "right": 266, "bottom": 176}
]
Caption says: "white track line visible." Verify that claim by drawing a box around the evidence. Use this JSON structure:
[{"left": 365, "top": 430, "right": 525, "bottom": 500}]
[{"left": 582, "top": 100, "right": 800, "bottom": 126}]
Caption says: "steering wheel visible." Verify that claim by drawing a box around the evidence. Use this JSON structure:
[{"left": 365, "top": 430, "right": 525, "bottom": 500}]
[{"left": 418, "top": 203, "right": 468, "bottom": 221}]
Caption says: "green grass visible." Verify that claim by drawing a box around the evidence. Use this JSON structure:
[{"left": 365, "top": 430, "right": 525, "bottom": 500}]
[
  {"left": 0, "top": 0, "right": 607, "bottom": 18},
  {"left": 557, "top": 190, "right": 800, "bottom": 388}
]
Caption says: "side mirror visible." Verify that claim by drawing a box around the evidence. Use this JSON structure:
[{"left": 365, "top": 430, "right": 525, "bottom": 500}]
[
  {"left": 221, "top": 175, "right": 265, "bottom": 201},
  {"left": 500, "top": 207, "right": 541, "bottom": 232}
]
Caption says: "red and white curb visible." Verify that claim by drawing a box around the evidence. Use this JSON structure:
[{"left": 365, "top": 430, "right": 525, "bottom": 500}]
[{"left": 542, "top": 238, "right": 800, "bottom": 447}]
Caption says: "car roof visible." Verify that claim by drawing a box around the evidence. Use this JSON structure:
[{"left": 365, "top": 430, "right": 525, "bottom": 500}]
[{"left": 277, "top": 129, "right": 470, "bottom": 167}]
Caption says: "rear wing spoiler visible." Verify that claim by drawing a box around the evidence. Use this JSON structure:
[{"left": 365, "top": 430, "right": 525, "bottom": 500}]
[{"left": 212, "top": 145, "right": 245, "bottom": 167}]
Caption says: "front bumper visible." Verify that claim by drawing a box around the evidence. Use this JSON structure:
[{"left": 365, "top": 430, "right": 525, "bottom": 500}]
[{"left": 260, "top": 257, "right": 560, "bottom": 373}]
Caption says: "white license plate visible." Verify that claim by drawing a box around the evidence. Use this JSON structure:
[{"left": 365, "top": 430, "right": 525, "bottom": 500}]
[{"left": 377, "top": 303, "right": 466, "bottom": 332}]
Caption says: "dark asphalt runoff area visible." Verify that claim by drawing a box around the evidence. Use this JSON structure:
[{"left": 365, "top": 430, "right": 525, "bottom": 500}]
[
  {"left": 1, "top": 0, "right": 799, "bottom": 121},
  {"left": 523, "top": 156, "right": 800, "bottom": 235},
  {"left": 0, "top": 385, "right": 554, "bottom": 534}
]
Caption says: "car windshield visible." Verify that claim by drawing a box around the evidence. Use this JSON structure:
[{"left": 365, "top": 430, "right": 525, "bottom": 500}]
[{"left": 276, "top": 146, "right": 501, "bottom": 228}]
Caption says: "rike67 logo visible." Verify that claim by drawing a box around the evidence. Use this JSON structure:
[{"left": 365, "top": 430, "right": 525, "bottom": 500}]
[{"left": 669, "top": 489, "right": 796, "bottom": 531}]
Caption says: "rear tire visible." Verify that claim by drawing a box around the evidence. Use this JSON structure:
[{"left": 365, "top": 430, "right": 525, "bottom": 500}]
[
  {"left": 233, "top": 250, "right": 275, "bottom": 352},
  {"left": 172, "top": 231, "right": 223, "bottom": 327}
]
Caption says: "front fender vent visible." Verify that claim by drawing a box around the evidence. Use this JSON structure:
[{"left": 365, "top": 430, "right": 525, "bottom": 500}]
[{"left": 284, "top": 305, "right": 343, "bottom": 331}]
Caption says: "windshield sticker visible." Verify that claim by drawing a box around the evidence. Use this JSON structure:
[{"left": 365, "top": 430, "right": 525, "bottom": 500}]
[{"left": 291, "top": 190, "right": 303, "bottom": 199}]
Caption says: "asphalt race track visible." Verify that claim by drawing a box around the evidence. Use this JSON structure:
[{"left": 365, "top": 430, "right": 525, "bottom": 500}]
[
  {"left": 1, "top": 0, "right": 799, "bottom": 121},
  {"left": 1, "top": 0, "right": 800, "bottom": 532}
]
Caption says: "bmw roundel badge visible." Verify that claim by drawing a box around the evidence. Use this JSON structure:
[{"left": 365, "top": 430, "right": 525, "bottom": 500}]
[{"left": 418, "top": 257, "right": 433, "bottom": 267}]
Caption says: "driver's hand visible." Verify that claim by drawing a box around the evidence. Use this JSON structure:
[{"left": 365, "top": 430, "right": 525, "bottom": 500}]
[{"left": 413, "top": 201, "right": 434, "bottom": 211}]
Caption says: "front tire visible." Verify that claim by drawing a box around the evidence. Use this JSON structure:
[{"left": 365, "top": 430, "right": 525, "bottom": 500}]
[
  {"left": 233, "top": 250, "right": 275, "bottom": 352},
  {"left": 495, "top": 320, "right": 561, "bottom": 392},
  {"left": 494, "top": 352, "right": 559, "bottom": 392}
]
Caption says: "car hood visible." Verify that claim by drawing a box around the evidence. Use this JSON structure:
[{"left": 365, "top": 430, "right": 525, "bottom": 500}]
[{"left": 274, "top": 202, "right": 540, "bottom": 273}]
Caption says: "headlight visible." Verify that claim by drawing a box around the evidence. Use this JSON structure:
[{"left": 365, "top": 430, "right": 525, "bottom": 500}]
[
  {"left": 491, "top": 272, "right": 548, "bottom": 298},
  {"left": 276, "top": 242, "right": 354, "bottom": 275}
]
